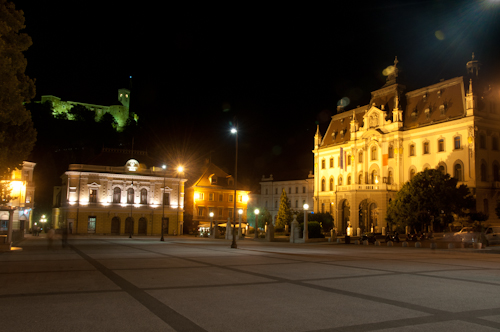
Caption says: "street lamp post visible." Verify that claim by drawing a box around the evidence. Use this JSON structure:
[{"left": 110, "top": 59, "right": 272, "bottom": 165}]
[
  {"left": 161, "top": 164, "right": 166, "bottom": 241},
  {"left": 303, "top": 203, "right": 309, "bottom": 241},
  {"left": 209, "top": 212, "right": 214, "bottom": 238},
  {"left": 254, "top": 209, "right": 259, "bottom": 239},
  {"left": 177, "top": 166, "right": 184, "bottom": 236},
  {"left": 40, "top": 215, "right": 47, "bottom": 232},
  {"left": 231, "top": 127, "right": 238, "bottom": 249}
]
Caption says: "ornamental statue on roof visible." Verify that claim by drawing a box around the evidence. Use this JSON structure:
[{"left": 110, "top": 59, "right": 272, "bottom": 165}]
[{"left": 383, "top": 56, "right": 399, "bottom": 87}]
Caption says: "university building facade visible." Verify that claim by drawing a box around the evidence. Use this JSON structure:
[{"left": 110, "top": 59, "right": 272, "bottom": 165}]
[{"left": 313, "top": 56, "right": 500, "bottom": 235}]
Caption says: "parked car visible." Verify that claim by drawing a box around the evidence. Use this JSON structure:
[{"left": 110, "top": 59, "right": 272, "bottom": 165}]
[
  {"left": 453, "top": 227, "right": 474, "bottom": 243},
  {"left": 484, "top": 226, "right": 500, "bottom": 246}
]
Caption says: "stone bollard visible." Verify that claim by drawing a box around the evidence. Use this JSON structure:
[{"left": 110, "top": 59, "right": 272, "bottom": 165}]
[
  {"left": 266, "top": 222, "right": 275, "bottom": 242},
  {"left": 387, "top": 241, "right": 393, "bottom": 247},
  {"left": 363, "top": 240, "right": 369, "bottom": 245},
  {"left": 448, "top": 243, "right": 454, "bottom": 249},
  {"left": 355, "top": 240, "right": 360, "bottom": 245},
  {"left": 375, "top": 240, "right": 380, "bottom": 246},
  {"left": 474, "top": 243, "right": 483, "bottom": 249},
  {"left": 415, "top": 242, "right": 421, "bottom": 248},
  {"left": 430, "top": 242, "right": 437, "bottom": 249},
  {"left": 402, "top": 241, "right": 408, "bottom": 247},
  {"left": 337, "top": 238, "right": 341, "bottom": 244}
]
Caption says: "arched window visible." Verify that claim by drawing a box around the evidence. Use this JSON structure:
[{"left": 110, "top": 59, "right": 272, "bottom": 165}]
[
  {"left": 480, "top": 134, "right": 486, "bottom": 149},
  {"left": 438, "top": 162, "right": 446, "bottom": 175},
  {"left": 358, "top": 151, "right": 363, "bottom": 162},
  {"left": 338, "top": 176, "right": 343, "bottom": 186},
  {"left": 493, "top": 163, "right": 500, "bottom": 182},
  {"left": 371, "top": 146, "right": 377, "bottom": 160},
  {"left": 127, "top": 188, "right": 134, "bottom": 204},
  {"left": 347, "top": 155, "right": 351, "bottom": 166},
  {"left": 329, "top": 177, "right": 334, "bottom": 191},
  {"left": 321, "top": 159, "right": 326, "bottom": 169},
  {"left": 358, "top": 173, "right": 363, "bottom": 184},
  {"left": 140, "top": 189, "right": 148, "bottom": 204},
  {"left": 321, "top": 179, "right": 326, "bottom": 191},
  {"left": 454, "top": 136, "right": 461, "bottom": 150},
  {"left": 409, "top": 144, "right": 415, "bottom": 156},
  {"left": 481, "top": 162, "right": 487, "bottom": 181},
  {"left": 454, "top": 163, "right": 462, "bottom": 181},
  {"left": 113, "top": 187, "right": 121, "bottom": 203},
  {"left": 371, "top": 170, "right": 378, "bottom": 184},
  {"left": 388, "top": 145, "right": 394, "bottom": 158},
  {"left": 423, "top": 142, "right": 430, "bottom": 154},
  {"left": 347, "top": 175, "right": 351, "bottom": 185},
  {"left": 438, "top": 139, "right": 445, "bottom": 152},
  {"left": 388, "top": 170, "right": 393, "bottom": 184},
  {"left": 410, "top": 168, "right": 416, "bottom": 180}
]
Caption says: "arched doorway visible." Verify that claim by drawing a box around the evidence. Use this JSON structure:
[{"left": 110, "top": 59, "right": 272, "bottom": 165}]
[
  {"left": 111, "top": 217, "right": 120, "bottom": 234},
  {"left": 359, "top": 200, "right": 378, "bottom": 233},
  {"left": 125, "top": 217, "right": 134, "bottom": 235},
  {"left": 138, "top": 217, "right": 147, "bottom": 235},
  {"left": 369, "top": 202, "right": 379, "bottom": 232},
  {"left": 339, "top": 200, "right": 350, "bottom": 234}
]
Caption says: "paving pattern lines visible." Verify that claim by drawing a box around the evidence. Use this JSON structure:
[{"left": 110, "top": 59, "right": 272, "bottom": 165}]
[{"left": 83, "top": 239, "right": 500, "bottom": 331}]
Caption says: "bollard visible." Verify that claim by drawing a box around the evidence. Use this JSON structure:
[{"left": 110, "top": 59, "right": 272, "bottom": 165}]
[
  {"left": 430, "top": 242, "right": 437, "bottom": 249},
  {"left": 402, "top": 241, "right": 408, "bottom": 247},
  {"left": 415, "top": 241, "right": 421, "bottom": 248},
  {"left": 337, "top": 238, "right": 341, "bottom": 244},
  {"left": 354, "top": 240, "right": 360, "bottom": 245},
  {"left": 363, "top": 240, "right": 369, "bottom": 245},
  {"left": 387, "top": 241, "right": 393, "bottom": 247},
  {"left": 375, "top": 240, "right": 380, "bottom": 246},
  {"left": 448, "top": 243, "right": 454, "bottom": 249}
]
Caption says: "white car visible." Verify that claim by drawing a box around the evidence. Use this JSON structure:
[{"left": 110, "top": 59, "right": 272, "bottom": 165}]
[
  {"left": 453, "top": 227, "right": 474, "bottom": 243},
  {"left": 484, "top": 226, "right": 500, "bottom": 246}
]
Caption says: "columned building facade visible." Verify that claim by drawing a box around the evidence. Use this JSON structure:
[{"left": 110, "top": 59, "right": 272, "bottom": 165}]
[{"left": 313, "top": 56, "right": 500, "bottom": 234}]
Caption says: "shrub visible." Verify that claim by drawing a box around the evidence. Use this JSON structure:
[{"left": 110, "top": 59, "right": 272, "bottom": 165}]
[{"left": 300, "top": 221, "right": 324, "bottom": 238}]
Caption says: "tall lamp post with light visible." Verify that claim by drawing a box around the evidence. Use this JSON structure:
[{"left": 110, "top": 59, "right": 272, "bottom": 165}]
[
  {"left": 303, "top": 203, "right": 309, "bottom": 241},
  {"left": 176, "top": 166, "right": 184, "bottom": 236},
  {"left": 209, "top": 212, "right": 214, "bottom": 238},
  {"left": 230, "top": 126, "right": 238, "bottom": 249},
  {"left": 238, "top": 209, "right": 243, "bottom": 238},
  {"left": 161, "top": 164, "right": 167, "bottom": 241},
  {"left": 254, "top": 209, "right": 259, "bottom": 239}
]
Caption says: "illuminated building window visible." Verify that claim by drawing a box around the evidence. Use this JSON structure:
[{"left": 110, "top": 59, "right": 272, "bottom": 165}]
[
  {"left": 321, "top": 179, "right": 326, "bottom": 191},
  {"left": 454, "top": 163, "right": 463, "bottom": 181},
  {"left": 209, "top": 193, "right": 214, "bottom": 201},
  {"left": 454, "top": 136, "right": 461, "bottom": 150},
  {"left": 330, "top": 158, "right": 334, "bottom": 168},
  {"left": 347, "top": 155, "right": 351, "bottom": 166},
  {"left": 89, "top": 189, "right": 97, "bottom": 203},
  {"left": 229, "top": 194, "right": 233, "bottom": 202},
  {"left": 329, "top": 177, "right": 333, "bottom": 191},
  {"left": 218, "top": 207, "right": 223, "bottom": 217},
  {"left": 303, "top": 186, "right": 306, "bottom": 193},
  {"left": 388, "top": 146, "right": 394, "bottom": 158},
  {"left": 127, "top": 188, "right": 134, "bottom": 204},
  {"left": 219, "top": 194, "right": 223, "bottom": 201},
  {"left": 238, "top": 195, "right": 243, "bottom": 202},
  {"left": 423, "top": 142, "right": 430, "bottom": 154},
  {"left": 347, "top": 175, "right": 351, "bottom": 185},
  {"left": 359, "top": 173, "right": 363, "bottom": 184},
  {"left": 359, "top": 151, "right": 363, "bottom": 162},
  {"left": 493, "top": 137, "right": 499, "bottom": 151},
  {"left": 371, "top": 147, "right": 377, "bottom": 160},
  {"left": 438, "top": 139, "right": 445, "bottom": 152},
  {"left": 163, "top": 193, "right": 170, "bottom": 206},
  {"left": 338, "top": 176, "right": 343, "bottom": 186},
  {"left": 388, "top": 170, "right": 393, "bottom": 184},
  {"left": 409, "top": 144, "right": 415, "bottom": 156},
  {"left": 321, "top": 159, "right": 326, "bottom": 169},
  {"left": 480, "top": 134, "right": 486, "bottom": 149},
  {"left": 113, "top": 187, "right": 121, "bottom": 203},
  {"left": 88, "top": 217, "right": 96, "bottom": 234},
  {"left": 140, "top": 189, "right": 148, "bottom": 204},
  {"left": 371, "top": 170, "right": 378, "bottom": 184},
  {"left": 198, "top": 207, "right": 204, "bottom": 216},
  {"left": 228, "top": 208, "right": 233, "bottom": 218},
  {"left": 410, "top": 168, "right": 416, "bottom": 180}
]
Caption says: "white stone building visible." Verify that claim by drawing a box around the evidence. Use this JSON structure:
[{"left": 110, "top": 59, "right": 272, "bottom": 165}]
[{"left": 313, "top": 55, "right": 500, "bottom": 234}]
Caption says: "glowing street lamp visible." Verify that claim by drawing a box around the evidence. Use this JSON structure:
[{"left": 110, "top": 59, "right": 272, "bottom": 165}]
[
  {"left": 254, "top": 209, "right": 260, "bottom": 239},
  {"left": 176, "top": 165, "right": 184, "bottom": 236},
  {"left": 238, "top": 209, "right": 243, "bottom": 238},
  {"left": 231, "top": 126, "right": 238, "bottom": 249},
  {"left": 161, "top": 164, "right": 167, "bottom": 241},
  {"left": 303, "top": 203, "right": 309, "bottom": 241},
  {"left": 209, "top": 211, "right": 214, "bottom": 238}
]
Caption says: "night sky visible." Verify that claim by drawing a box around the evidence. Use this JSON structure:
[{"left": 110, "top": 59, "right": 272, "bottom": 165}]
[{"left": 15, "top": 0, "right": 500, "bottom": 187}]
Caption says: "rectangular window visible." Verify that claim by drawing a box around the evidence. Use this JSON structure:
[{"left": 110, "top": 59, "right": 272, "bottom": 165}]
[
  {"left": 219, "top": 194, "right": 223, "bottom": 201},
  {"left": 330, "top": 158, "right": 334, "bottom": 168},
  {"left": 209, "top": 193, "right": 214, "bottom": 201},
  {"left": 198, "top": 207, "right": 204, "bottom": 216},
  {"left": 295, "top": 187, "right": 298, "bottom": 194},
  {"left": 0, "top": 220, "right": 7, "bottom": 231},
  {"left": 228, "top": 194, "right": 233, "bottom": 202},
  {"left": 88, "top": 217, "right": 96, "bottom": 234},
  {"left": 438, "top": 139, "right": 444, "bottom": 152},
  {"left": 275, "top": 201, "right": 278, "bottom": 208},
  {"left": 303, "top": 186, "right": 306, "bottom": 193},
  {"left": 388, "top": 146, "right": 394, "bottom": 158},
  {"left": 275, "top": 188, "right": 278, "bottom": 195},
  {"left": 409, "top": 145, "right": 415, "bottom": 156},
  {"left": 423, "top": 142, "right": 429, "bottom": 154},
  {"left": 163, "top": 193, "right": 170, "bottom": 206},
  {"left": 238, "top": 195, "right": 242, "bottom": 202},
  {"left": 321, "top": 160, "right": 325, "bottom": 169},
  {"left": 89, "top": 189, "right": 97, "bottom": 203},
  {"left": 218, "top": 207, "right": 223, "bottom": 217},
  {"left": 288, "top": 187, "right": 291, "bottom": 194},
  {"left": 454, "top": 137, "right": 461, "bottom": 150},
  {"left": 228, "top": 208, "right": 233, "bottom": 218}
]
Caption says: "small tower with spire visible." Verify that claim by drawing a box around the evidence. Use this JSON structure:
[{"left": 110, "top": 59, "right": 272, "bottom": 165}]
[
  {"left": 314, "top": 125, "right": 322, "bottom": 149},
  {"left": 465, "top": 78, "right": 476, "bottom": 116},
  {"left": 466, "top": 52, "right": 481, "bottom": 77},
  {"left": 350, "top": 110, "right": 359, "bottom": 140}
]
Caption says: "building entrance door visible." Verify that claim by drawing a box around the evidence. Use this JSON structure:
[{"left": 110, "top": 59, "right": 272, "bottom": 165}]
[
  {"left": 138, "top": 218, "right": 147, "bottom": 235},
  {"left": 111, "top": 217, "right": 120, "bottom": 234}
]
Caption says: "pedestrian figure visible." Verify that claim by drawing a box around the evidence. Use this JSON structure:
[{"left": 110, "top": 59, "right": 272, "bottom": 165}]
[{"left": 47, "top": 228, "right": 55, "bottom": 250}]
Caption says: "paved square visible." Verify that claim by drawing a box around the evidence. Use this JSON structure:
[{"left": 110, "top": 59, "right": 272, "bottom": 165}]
[{"left": 1, "top": 236, "right": 500, "bottom": 331}]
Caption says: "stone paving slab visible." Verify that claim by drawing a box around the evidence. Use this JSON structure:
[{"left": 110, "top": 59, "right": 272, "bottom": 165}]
[
  {"left": 375, "top": 320, "right": 500, "bottom": 332},
  {"left": 0, "top": 259, "right": 95, "bottom": 273},
  {"left": 307, "top": 274, "right": 500, "bottom": 313},
  {"left": 0, "top": 292, "right": 174, "bottom": 332},
  {"left": 321, "top": 259, "right": 477, "bottom": 273},
  {"left": 148, "top": 283, "right": 428, "bottom": 332},
  {"left": 97, "top": 257, "right": 207, "bottom": 270}
]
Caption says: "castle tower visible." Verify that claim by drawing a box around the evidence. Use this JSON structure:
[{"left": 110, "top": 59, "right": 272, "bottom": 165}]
[{"left": 118, "top": 88, "right": 130, "bottom": 109}]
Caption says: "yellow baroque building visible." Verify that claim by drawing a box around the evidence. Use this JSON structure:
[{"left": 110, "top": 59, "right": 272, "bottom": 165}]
[
  {"left": 313, "top": 56, "right": 500, "bottom": 234},
  {"left": 52, "top": 150, "right": 185, "bottom": 236}
]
